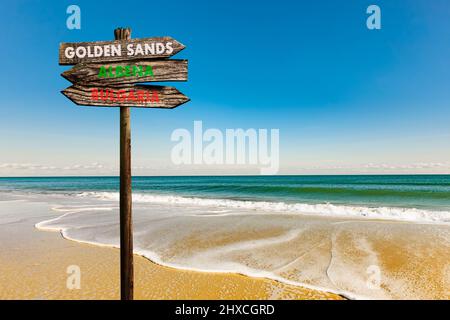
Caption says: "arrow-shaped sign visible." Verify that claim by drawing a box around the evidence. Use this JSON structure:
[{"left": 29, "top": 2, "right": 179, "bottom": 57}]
[
  {"left": 61, "top": 60, "right": 188, "bottom": 86},
  {"left": 62, "top": 84, "right": 190, "bottom": 109},
  {"left": 59, "top": 37, "right": 185, "bottom": 65}
]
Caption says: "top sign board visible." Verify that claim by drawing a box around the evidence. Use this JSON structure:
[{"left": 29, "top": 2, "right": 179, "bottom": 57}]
[{"left": 59, "top": 37, "right": 185, "bottom": 65}]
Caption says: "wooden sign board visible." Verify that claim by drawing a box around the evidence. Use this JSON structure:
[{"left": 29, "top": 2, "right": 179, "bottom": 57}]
[
  {"left": 62, "top": 84, "right": 190, "bottom": 109},
  {"left": 59, "top": 27, "right": 189, "bottom": 301},
  {"left": 59, "top": 37, "right": 185, "bottom": 65},
  {"left": 62, "top": 59, "right": 188, "bottom": 86}
]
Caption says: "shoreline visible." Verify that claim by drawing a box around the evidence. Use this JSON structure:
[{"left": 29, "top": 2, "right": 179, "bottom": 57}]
[
  {"left": 12, "top": 188, "right": 450, "bottom": 225},
  {"left": 42, "top": 224, "right": 350, "bottom": 300},
  {"left": 1, "top": 192, "right": 449, "bottom": 300},
  {"left": 0, "top": 198, "right": 342, "bottom": 300}
]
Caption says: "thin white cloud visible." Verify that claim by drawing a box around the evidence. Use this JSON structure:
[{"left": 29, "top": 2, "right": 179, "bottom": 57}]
[
  {"left": 0, "top": 162, "right": 107, "bottom": 171},
  {"left": 1, "top": 161, "right": 449, "bottom": 176},
  {"left": 362, "top": 162, "right": 448, "bottom": 170},
  {"left": 0, "top": 163, "right": 58, "bottom": 170},
  {"left": 62, "top": 162, "right": 105, "bottom": 170},
  {"left": 282, "top": 162, "right": 450, "bottom": 174}
]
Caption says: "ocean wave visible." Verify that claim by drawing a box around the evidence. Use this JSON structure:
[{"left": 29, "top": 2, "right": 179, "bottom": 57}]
[
  {"left": 76, "top": 191, "right": 450, "bottom": 224},
  {"left": 150, "top": 183, "right": 450, "bottom": 198}
]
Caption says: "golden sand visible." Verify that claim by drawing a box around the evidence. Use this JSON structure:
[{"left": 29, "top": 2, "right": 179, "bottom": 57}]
[{"left": 0, "top": 220, "right": 342, "bottom": 300}]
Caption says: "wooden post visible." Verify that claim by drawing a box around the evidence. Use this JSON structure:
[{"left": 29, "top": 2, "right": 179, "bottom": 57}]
[
  {"left": 115, "top": 27, "right": 133, "bottom": 300},
  {"left": 59, "top": 28, "right": 189, "bottom": 300}
]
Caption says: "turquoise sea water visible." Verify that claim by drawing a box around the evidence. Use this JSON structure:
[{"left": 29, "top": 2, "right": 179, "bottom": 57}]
[{"left": 0, "top": 175, "right": 449, "bottom": 211}]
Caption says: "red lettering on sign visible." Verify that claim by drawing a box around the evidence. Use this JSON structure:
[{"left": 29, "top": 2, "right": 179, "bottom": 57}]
[
  {"left": 91, "top": 88, "right": 99, "bottom": 100},
  {"left": 118, "top": 90, "right": 127, "bottom": 102},
  {"left": 151, "top": 90, "right": 159, "bottom": 103},
  {"left": 88, "top": 88, "right": 160, "bottom": 104}
]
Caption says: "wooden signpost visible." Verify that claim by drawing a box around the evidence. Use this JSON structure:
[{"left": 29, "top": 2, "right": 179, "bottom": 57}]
[{"left": 59, "top": 28, "right": 189, "bottom": 300}]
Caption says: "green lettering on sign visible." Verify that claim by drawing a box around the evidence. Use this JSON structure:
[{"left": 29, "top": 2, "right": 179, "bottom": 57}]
[{"left": 97, "top": 65, "right": 156, "bottom": 78}]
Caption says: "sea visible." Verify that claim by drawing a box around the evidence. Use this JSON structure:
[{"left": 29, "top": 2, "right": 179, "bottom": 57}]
[{"left": 0, "top": 175, "right": 449, "bottom": 299}]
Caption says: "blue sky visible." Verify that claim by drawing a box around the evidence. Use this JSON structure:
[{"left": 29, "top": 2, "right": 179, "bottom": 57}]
[{"left": 0, "top": 0, "right": 449, "bottom": 175}]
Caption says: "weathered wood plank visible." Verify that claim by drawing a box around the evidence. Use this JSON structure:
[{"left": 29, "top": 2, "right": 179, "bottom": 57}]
[
  {"left": 61, "top": 59, "right": 188, "bottom": 86},
  {"left": 115, "top": 27, "right": 133, "bottom": 302},
  {"left": 61, "top": 84, "right": 190, "bottom": 109},
  {"left": 59, "top": 37, "right": 185, "bottom": 65}
]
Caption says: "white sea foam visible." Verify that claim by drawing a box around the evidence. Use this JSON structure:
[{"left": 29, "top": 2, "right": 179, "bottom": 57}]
[
  {"left": 76, "top": 191, "right": 450, "bottom": 224},
  {"left": 32, "top": 192, "right": 450, "bottom": 300}
]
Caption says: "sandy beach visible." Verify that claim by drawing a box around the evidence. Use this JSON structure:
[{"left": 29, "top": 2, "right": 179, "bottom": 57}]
[
  {"left": 0, "top": 198, "right": 341, "bottom": 300},
  {"left": 0, "top": 186, "right": 449, "bottom": 300}
]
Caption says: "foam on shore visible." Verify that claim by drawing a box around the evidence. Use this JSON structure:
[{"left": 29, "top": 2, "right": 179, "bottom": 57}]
[
  {"left": 33, "top": 192, "right": 450, "bottom": 300},
  {"left": 77, "top": 191, "right": 450, "bottom": 224}
]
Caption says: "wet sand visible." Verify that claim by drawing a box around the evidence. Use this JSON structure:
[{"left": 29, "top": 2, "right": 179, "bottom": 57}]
[
  {"left": 0, "top": 200, "right": 341, "bottom": 300},
  {"left": 2, "top": 197, "right": 449, "bottom": 300}
]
